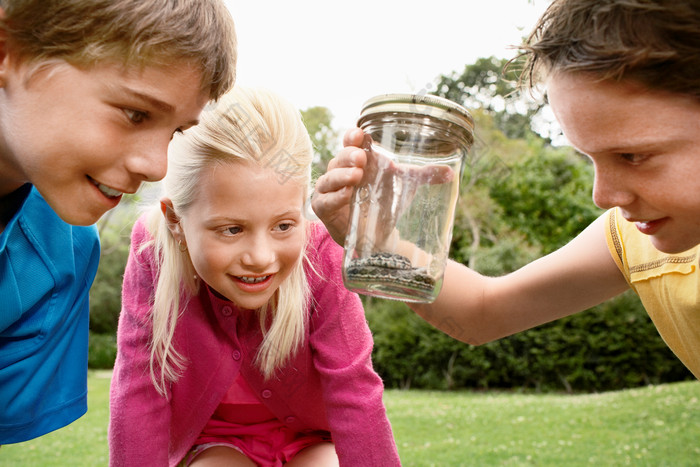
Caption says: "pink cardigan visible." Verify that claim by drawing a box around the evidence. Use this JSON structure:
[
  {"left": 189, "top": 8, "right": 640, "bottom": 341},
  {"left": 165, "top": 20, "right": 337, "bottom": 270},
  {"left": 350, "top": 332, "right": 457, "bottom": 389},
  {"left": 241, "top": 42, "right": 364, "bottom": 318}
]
[{"left": 108, "top": 218, "right": 400, "bottom": 466}]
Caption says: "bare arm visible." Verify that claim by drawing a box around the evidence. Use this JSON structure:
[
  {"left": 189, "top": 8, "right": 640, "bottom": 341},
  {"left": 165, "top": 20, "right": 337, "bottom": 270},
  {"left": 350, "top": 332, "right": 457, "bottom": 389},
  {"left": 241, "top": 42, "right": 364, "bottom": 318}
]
[
  {"left": 410, "top": 214, "right": 630, "bottom": 344},
  {"left": 313, "top": 130, "right": 631, "bottom": 345}
]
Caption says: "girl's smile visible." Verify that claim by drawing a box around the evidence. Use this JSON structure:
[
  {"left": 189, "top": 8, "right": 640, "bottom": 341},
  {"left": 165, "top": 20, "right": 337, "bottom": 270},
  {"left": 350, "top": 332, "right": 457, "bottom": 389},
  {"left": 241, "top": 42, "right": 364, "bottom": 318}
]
[
  {"left": 232, "top": 274, "right": 275, "bottom": 293},
  {"left": 173, "top": 160, "right": 306, "bottom": 310}
]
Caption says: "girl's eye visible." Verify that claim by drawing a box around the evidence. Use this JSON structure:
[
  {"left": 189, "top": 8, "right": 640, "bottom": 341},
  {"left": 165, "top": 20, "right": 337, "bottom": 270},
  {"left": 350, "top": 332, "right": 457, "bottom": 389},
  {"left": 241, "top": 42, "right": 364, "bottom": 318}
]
[
  {"left": 124, "top": 108, "right": 148, "bottom": 124},
  {"left": 225, "top": 226, "right": 242, "bottom": 236},
  {"left": 276, "top": 222, "right": 294, "bottom": 232}
]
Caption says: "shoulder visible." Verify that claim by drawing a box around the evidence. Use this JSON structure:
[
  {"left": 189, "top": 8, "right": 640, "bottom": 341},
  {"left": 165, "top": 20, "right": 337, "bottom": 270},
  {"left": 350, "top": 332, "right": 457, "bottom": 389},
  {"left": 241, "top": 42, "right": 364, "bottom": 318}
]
[
  {"left": 121, "top": 212, "right": 160, "bottom": 287},
  {"left": 304, "top": 221, "right": 365, "bottom": 318},
  {"left": 130, "top": 212, "right": 153, "bottom": 245},
  {"left": 20, "top": 187, "right": 100, "bottom": 271},
  {"left": 305, "top": 221, "right": 346, "bottom": 286},
  {"left": 126, "top": 212, "right": 160, "bottom": 263}
]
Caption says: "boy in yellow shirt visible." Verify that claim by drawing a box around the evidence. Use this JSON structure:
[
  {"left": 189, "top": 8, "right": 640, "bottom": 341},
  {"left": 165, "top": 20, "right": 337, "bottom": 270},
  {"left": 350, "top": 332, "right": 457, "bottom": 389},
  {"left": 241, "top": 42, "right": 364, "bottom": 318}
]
[{"left": 312, "top": 0, "right": 700, "bottom": 379}]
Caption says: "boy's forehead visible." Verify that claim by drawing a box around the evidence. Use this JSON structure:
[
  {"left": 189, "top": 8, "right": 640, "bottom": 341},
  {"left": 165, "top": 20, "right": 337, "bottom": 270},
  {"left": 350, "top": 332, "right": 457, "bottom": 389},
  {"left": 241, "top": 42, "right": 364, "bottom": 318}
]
[
  {"left": 118, "top": 59, "right": 207, "bottom": 95},
  {"left": 547, "top": 70, "right": 700, "bottom": 155}
]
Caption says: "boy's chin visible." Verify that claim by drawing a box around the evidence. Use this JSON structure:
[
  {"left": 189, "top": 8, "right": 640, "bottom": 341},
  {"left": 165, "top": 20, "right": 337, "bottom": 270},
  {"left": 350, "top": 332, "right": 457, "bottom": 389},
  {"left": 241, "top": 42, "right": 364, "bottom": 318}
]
[
  {"left": 650, "top": 236, "right": 698, "bottom": 255},
  {"left": 55, "top": 205, "right": 108, "bottom": 226}
]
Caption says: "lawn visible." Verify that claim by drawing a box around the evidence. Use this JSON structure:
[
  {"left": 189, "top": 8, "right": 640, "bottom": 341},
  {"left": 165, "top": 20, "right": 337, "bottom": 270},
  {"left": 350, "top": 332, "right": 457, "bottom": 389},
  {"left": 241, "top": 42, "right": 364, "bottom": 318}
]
[{"left": 1, "top": 372, "right": 698, "bottom": 466}]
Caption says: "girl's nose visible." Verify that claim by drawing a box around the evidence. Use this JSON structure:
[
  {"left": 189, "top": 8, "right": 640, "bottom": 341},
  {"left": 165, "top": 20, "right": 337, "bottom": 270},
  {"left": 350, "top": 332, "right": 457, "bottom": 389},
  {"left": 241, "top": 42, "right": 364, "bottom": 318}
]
[{"left": 241, "top": 234, "right": 276, "bottom": 269}]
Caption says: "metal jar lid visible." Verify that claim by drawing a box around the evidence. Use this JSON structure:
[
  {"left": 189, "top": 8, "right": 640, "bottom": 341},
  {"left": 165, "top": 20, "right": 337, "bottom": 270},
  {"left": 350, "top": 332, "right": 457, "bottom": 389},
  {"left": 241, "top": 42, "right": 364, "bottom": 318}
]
[{"left": 357, "top": 93, "right": 475, "bottom": 146}]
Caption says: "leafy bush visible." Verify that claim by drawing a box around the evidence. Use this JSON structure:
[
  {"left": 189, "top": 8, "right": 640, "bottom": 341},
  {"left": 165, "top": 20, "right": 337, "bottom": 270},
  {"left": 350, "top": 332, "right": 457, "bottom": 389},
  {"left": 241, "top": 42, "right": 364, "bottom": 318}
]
[
  {"left": 89, "top": 232, "right": 130, "bottom": 334},
  {"left": 88, "top": 332, "right": 117, "bottom": 369},
  {"left": 488, "top": 144, "right": 601, "bottom": 254},
  {"left": 366, "top": 291, "right": 694, "bottom": 393}
]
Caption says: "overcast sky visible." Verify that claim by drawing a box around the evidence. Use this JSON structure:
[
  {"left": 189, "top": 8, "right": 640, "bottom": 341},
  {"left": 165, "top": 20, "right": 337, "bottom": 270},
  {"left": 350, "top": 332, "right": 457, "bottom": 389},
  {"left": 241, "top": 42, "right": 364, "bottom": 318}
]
[{"left": 223, "top": 1, "right": 551, "bottom": 132}]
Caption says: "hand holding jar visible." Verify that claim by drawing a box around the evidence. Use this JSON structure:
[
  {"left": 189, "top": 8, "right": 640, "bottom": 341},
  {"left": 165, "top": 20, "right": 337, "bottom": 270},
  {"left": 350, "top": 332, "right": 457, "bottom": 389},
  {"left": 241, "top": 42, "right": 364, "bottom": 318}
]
[{"left": 340, "top": 94, "right": 474, "bottom": 303}]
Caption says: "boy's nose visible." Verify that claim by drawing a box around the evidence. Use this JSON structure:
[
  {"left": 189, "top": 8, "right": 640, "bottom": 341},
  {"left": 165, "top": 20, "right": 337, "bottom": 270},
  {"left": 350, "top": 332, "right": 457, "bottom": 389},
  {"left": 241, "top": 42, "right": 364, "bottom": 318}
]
[
  {"left": 125, "top": 138, "right": 169, "bottom": 182},
  {"left": 592, "top": 166, "right": 635, "bottom": 209}
]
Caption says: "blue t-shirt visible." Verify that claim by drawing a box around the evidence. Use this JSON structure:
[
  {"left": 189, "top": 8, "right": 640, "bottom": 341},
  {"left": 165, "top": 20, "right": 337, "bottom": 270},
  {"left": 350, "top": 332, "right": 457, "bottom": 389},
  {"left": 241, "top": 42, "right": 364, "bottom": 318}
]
[{"left": 0, "top": 186, "right": 100, "bottom": 444}]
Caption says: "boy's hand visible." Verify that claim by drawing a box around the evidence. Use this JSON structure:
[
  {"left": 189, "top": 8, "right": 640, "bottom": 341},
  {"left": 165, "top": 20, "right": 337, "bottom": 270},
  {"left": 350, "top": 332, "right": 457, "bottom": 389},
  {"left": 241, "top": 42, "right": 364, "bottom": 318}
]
[
  {"left": 312, "top": 128, "right": 367, "bottom": 246},
  {"left": 312, "top": 128, "right": 456, "bottom": 247}
]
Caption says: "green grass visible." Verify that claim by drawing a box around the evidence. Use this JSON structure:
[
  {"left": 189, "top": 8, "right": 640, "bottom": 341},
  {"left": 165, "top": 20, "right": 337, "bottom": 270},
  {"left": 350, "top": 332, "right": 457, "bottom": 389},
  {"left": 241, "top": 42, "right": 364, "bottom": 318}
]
[
  {"left": 1, "top": 373, "right": 698, "bottom": 466},
  {"left": 388, "top": 383, "right": 700, "bottom": 466},
  {"left": 0, "top": 370, "right": 111, "bottom": 466}
]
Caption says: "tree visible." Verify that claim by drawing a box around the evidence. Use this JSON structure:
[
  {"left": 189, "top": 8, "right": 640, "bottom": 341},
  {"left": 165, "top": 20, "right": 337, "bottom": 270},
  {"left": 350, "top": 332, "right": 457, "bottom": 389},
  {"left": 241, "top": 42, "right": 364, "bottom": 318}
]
[
  {"left": 432, "top": 57, "right": 600, "bottom": 269},
  {"left": 435, "top": 56, "right": 546, "bottom": 139},
  {"left": 300, "top": 106, "right": 339, "bottom": 180}
]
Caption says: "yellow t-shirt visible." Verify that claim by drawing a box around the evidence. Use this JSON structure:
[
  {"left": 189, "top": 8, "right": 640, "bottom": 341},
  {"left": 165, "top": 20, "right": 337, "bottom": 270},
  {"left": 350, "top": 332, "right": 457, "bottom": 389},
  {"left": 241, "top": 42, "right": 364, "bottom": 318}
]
[{"left": 605, "top": 208, "right": 700, "bottom": 379}]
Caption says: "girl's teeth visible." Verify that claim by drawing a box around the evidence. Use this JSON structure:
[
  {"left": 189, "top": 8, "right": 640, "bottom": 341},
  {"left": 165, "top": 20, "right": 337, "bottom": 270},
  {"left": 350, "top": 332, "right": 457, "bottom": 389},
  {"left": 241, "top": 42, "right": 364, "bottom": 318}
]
[{"left": 239, "top": 276, "right": 268, "bottom": 284}]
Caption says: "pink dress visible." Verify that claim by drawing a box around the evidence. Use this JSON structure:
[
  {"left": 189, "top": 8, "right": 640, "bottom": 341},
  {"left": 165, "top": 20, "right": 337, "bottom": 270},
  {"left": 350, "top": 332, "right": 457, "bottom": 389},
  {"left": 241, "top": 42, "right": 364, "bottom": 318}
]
[{"left": 186, "top": 372, "right": 330, "bottom": 466}]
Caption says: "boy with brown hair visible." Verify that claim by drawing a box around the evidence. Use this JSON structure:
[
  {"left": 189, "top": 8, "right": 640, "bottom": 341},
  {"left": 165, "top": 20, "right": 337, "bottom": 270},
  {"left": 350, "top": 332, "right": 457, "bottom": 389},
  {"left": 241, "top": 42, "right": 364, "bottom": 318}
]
[
  {"left": 312, "top": 0, "right": 700, "bottom": 380},
  {"left": 0, "top": 0, "right": 236, "bottom": 444}
]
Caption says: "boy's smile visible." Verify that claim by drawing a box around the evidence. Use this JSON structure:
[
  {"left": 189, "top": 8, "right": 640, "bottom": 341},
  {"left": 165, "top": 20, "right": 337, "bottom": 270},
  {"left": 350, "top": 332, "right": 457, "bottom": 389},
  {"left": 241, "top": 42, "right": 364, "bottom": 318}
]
[
  {"left": 547, "top": 72, "right": 700, "bottom": 254},
  {"left": 0, "top": 59, "right": 208, "bottom": 225}
]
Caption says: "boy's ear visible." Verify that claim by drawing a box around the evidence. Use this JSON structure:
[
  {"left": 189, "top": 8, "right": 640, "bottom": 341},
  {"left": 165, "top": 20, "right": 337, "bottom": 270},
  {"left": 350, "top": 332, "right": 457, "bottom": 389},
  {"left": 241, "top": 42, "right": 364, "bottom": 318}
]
[{"left": 160, "top": 198, "right": 186, "bottom": 245}]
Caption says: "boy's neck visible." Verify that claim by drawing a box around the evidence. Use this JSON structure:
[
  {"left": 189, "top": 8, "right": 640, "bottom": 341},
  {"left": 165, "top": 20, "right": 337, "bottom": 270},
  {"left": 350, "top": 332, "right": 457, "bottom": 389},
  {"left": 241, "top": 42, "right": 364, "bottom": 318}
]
[
  {"left": 0, "top": 165, "right": 29, "bottom": 198},
  {"left": 0, "top": 183, "right": 31, "bottom": 234}
]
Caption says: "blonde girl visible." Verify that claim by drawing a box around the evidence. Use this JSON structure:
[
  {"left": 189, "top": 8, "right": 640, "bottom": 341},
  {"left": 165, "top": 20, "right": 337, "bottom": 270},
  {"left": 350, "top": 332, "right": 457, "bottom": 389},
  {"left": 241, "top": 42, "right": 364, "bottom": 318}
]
[{"left": 108, "top": 87, "right": 400, "bottom": 466}]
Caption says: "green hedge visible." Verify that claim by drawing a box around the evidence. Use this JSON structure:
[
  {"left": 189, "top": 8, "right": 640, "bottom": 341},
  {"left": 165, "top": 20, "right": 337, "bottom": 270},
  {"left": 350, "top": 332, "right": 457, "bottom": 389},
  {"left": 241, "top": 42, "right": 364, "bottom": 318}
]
[
  {"left": 366, "top": 291, "right": 694, "bottom": 393},
  {"left": 89, "top": 292, "right": 693, "bottom": 393},
  {"left": 88, "top": 332, "right": 117, "bottom": 369},
  {"left": 89, "top": 292, "right": 694, "bottom": 393}
]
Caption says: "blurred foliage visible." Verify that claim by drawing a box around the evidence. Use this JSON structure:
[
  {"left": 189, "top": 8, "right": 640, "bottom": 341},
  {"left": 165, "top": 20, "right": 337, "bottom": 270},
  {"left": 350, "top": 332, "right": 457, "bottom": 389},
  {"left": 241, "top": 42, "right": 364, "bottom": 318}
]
[
  {"left": 301, "top": 106, "right": 339, "bottom": 182},
  {"left": 89, "top": 192, "right": 144, "bottom": 336},
  {"left": 367, "top": 294, "right": 693, "bottom": 393},
  {"left": 88, "top": 331, "right": 118, "bottom": 369},
  {"left": 366, "top": 57, "right": 694, "bottom": 392},
  {"left": 86, "top": 59, "right": 695, "bottom": 392}
]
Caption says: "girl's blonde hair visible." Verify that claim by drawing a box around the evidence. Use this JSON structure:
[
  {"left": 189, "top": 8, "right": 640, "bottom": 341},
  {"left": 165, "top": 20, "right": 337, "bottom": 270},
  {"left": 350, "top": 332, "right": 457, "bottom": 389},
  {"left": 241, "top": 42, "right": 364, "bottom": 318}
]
[
  {"left": 0, "top": 0, "right": 236, "bottom": 99},
  {"left": 145, "top": 87, "right": 314, "bottom": 396}
]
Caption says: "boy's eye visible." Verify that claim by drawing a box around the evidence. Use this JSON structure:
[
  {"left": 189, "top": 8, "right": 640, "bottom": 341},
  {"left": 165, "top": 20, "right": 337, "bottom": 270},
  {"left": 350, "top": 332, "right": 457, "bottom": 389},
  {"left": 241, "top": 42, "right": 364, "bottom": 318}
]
[
  {"left": 124, "top": 108, "right": 148, "bottom": 124},
  {"left": 225, "top": 226, "right": 242, "bottom": 236},
  {"left": 618, "top": 153, "right": 648, "bottom": 163}
]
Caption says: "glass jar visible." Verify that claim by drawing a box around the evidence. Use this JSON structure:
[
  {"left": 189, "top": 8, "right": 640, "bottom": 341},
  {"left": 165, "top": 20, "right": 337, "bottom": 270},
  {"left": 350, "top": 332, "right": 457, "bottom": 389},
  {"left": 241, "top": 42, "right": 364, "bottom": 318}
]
[{"left": 342, "top": 93, "right": 474, "bottom": 303}]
